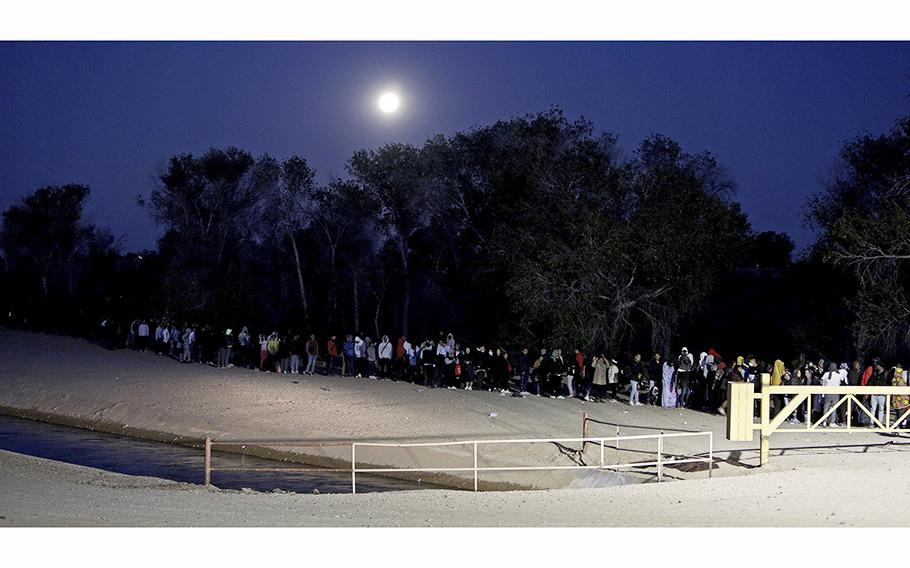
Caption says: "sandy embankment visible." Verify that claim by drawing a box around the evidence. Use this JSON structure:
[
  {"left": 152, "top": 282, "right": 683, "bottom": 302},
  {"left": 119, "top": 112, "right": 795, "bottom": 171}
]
[
  {"left": 0, "top": 329, "right": 905, "bottom": 491},
  {"left": 0, "top": 330, "right": 716, "bottom": 488},
  {"left": 3, "top": 446, "right": 909, "bottom": 526}
]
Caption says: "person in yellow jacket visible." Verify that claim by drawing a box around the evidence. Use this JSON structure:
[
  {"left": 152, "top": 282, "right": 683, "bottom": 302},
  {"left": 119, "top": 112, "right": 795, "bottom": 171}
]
[
  {"left": 892, "top": 366, "right": 910, "bottom": 428},
  {"left": 770, "top": 359, "right": 788, "bottom": 417}
]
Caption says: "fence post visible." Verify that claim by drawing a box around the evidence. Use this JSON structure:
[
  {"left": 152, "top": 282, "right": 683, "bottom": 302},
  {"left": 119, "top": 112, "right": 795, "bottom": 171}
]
[
  {"left": 806, "top": 396, "right": 811, "bottom": 431},
  {"left": 887, "top": 395, "right": 892, "bottom": 430},
  {"left": 473, "top": 442, "right": 478, "bottom": 492},
  {"left": 759, "top": 373, "right": 770, "bottom": 466},
  {"left": 203, "top": 436, "right": 211, "bottom": 487},
  {"left": 847, "top": 397, "right": 852, "bottom": 432},
  {"left": 351, "top": 443, "right": 357, "bottom": 495},
  {"left": 582, "top": 412, "right": 589, "bottom": 453},
  {"left": 657, "top": 432, "right": 663, "bottom": 482},
  {"left": 708, "top": 432, "right": 713, "bottom": 479}
]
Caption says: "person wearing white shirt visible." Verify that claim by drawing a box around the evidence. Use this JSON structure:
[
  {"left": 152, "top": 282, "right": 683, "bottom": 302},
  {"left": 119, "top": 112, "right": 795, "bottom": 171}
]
[
  {"left": 137, "top": 321, "right": 150, "bottom": 351},
  {"left": 821, "top": 362, "right": 846, "bottom": 427},
  {"left": 378, "top": 335, "right": 393, "bottom": 379}
]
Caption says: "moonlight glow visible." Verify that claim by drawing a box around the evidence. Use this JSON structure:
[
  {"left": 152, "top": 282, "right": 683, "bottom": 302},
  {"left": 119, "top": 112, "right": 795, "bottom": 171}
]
[{"left": 378, "top": 92, "right": 400, "bottom": 113}]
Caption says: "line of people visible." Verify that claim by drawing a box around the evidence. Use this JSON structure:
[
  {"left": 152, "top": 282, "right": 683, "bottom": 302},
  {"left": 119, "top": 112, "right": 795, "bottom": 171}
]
[{"left": 113, "top": 318, "right": 910, "bottom": 428}]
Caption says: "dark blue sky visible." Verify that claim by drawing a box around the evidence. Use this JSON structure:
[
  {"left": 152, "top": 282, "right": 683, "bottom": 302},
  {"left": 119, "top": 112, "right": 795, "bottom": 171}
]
[{"left": 1, "top": 41, "right": 908, "bottom": 251}]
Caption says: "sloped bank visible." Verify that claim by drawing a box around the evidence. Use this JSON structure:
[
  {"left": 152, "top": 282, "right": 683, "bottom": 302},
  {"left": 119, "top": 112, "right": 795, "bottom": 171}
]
[
  {"left": 0, "top": 330, "right": 714, "bottom": 491},
  {"left": 0, "top": 404, "right": 641, "bottom": 491}
]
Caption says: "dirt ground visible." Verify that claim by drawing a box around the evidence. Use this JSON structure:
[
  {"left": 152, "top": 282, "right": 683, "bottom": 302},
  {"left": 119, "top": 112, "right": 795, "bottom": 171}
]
[{"left": 1, "top": 329, "right": 908, "bottom": 526}]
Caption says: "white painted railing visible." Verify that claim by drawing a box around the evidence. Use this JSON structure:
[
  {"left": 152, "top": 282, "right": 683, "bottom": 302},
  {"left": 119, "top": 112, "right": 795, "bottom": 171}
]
[{"left": 351, "top": 431, "right": 713, "bottom": 494}]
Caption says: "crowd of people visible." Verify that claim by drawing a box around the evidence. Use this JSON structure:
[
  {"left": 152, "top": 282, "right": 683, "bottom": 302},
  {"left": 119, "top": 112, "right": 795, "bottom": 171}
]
[{"left": 109, "top": 318, "right": 910, "bottom": 427}]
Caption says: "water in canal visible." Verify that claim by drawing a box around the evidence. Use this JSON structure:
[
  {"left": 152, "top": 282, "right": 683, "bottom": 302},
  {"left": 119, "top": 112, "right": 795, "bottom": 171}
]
[{"left": 0, "top": 413, "right": 431, "bottom": 494}]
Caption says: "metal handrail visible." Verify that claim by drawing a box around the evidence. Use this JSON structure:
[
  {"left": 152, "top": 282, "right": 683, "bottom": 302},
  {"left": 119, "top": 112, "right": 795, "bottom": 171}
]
[
  {"left": 350, "top": 431, "right": 713, "bottom": 494},
  {"left": 202, "top": 430, "right": 713, "bottom": 494}
]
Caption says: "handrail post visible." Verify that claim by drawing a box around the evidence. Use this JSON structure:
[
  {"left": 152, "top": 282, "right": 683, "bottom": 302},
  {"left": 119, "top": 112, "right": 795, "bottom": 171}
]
[
  {"left": 203, "top": 435, "right": 211, "bottom": 487},
  {"left": 581, "top": 412, "right": 588, "bottom": 453},
  {"left": 351, "top": 443, "right": 357, "bottom": 495},
  {"left": 473, "top": 442, "right": 478, "bottom": 492},
  {"left": 759, "top": 373, "right": 770, "bottom": 466},
  {"left": 657, "top": 432, "right": 663, "bottom": 482},
  {"left": 708, "top": 431, "right": 713, "bottom": 479}
]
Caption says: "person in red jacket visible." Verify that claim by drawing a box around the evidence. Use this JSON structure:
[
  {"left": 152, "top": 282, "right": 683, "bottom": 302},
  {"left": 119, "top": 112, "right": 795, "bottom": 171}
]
[
  {"left": 396, "top": 335, "right": 407, "bottom": 380},
  {"left": 326, "top": 335, "right": 339, "bottom": 376}
]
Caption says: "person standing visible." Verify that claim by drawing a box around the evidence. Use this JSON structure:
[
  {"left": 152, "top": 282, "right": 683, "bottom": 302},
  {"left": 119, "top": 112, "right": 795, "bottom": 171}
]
[
  {"left": 646, "top": 353, "right": 662, "bottom": 406},
  {"left": 161, "top": 324, "right": 171, "bottom": 357},
  {"left": 401, "top": 336, "right": 414, "bottom": 381},
  {"left": 676, "top": 347, "right": 694, "bottom": 408},
  {"left": 353, "top": 334, "right": 366, "bottom": 377},
  {"left": 406, "top": 339, "right": 418, "bottom": 382},
  {"left": 258, "top": 333, "right": 268, "bottom": 371},
  {"left": 266, "top": 332, "right": 281, "bottom": 372},
  {"left": 289, "top": 334, "right": 302, "bottom": 374},
  {"left": 217, "top": 329, "right": 233, "bottom": 368},
  {"left": 343, "top": 335, "right": 356, "bottom": 376},
  {"left": 574, "top": 349, "right": 589, "bottom": 400},
  {"left": 420, "top": 340, "right": 436, "bottom": 386},
  {"left": 517, "top": 348, "right": 532, "bottom": 395},
  {"left": 628, "top": 354, "right": 645, "bottom": 406},
  {"left": 378, "top": 335, "right": 393, "bottom": 379},
  {"left": 365, "top": 337, "right": 378, "bottom": 378},
  {"left": 137, "top": 320, "right": 150, "bottom": 351},
  {"left": 326, "top": 335, "right": 339, "bottom": 376},
  {"left": 433, "top": 339, "right": 447, "bottom": 388},
  {"left": 237, "top": 327, "right": 251, "bottom": 369},
  {"left": 868, "top": 358, "right": 889, "bottom": 426},
  {"left": 769, "top": 359, "right": 787, "bottom": 416},
  {"left": 395, "top": 335, "right": 407, "bottom": 380},
  {"left": 304, "top": 334, "right": 319, "bottom": 375},
  {"left": 591, "top": 354, "right": 608, "bottom": 401},
  {"left": 821, "top": 362, "right": 845, "bottom": 427},
  {"left": 606, "top": 358, "right": 620, "bottom": 402},
  {"left": 531, "top": 349, "right": 549, "bottom": 396},
  {"left": 892, "top": 365, "right": 910, "bottom": 429},
  {"left": 154, "top": 322, "right": 165, "bottom": 354},
  {"left": 183, "top": 325, "right": 195, "bottom": 363},
  {"left": 661, "top": 359, "right": 677, "bottom": 408}
]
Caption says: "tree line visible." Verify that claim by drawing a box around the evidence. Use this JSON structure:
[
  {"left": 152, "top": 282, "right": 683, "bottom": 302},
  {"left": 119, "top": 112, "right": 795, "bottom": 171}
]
[{"left": 2, "top": 109, "right": 908, "bottom": 361}]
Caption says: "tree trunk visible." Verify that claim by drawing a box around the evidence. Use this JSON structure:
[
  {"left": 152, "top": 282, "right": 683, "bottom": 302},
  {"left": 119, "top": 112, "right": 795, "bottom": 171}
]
[
  {"left": 288, "top": 232, "right": 309, "bottom": 320},
  {"left": 328, "top": 243, "right": 338, "bottom": 326},
  {"left": 374, "top": 295, "right": 382, "bottom": 339},
  {"left": 352, "top": 270, "right": 360, "bottom": 332},
  {"left": 400, "top": 247, "right": 410, "bottom": 336}
]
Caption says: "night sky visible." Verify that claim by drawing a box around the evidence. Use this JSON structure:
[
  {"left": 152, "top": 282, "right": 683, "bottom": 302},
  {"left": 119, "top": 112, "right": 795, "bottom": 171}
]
[{"left": 1, "top": 41, "right": 908, "bottom": 252}]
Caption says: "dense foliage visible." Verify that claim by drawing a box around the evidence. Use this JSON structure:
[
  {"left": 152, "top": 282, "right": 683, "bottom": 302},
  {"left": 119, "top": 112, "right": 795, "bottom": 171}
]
[
  {"left": 807, "top": 115, "right": 910, "bottom": 357},
  {"left": 4, "top": 108, "right": 866, "bottom": 360}
]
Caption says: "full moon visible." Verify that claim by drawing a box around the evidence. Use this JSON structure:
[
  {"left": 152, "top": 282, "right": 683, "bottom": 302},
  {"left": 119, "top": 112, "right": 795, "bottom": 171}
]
[{"left": 378, "top": 92, "right": 400, "bottom": 113}]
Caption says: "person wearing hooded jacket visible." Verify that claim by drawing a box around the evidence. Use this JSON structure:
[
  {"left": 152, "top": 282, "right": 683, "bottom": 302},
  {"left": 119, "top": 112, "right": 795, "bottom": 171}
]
[
  {"left": 676, "top": 347, "right": 694, "bottom": 408},
  {"left": 378, "top": 335, "right": 393, "bottom": 379},
  {"left": 769, "top": 359, "right": 786, "bottom": 413},
  {"left": 591, "top": 354, "right": 608, "bottom": 401},
  {"left": 341, "top": 335, "right": 355, "bottom": 376},
  {"left": 868, "top": 358, "right": 889, "bottom": 426},
  {"left": 353, "top": 334, "right": 366, "bottom": 377},
  {"left": 305, "top": 334, "right": 319, "bottom": 375}
]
